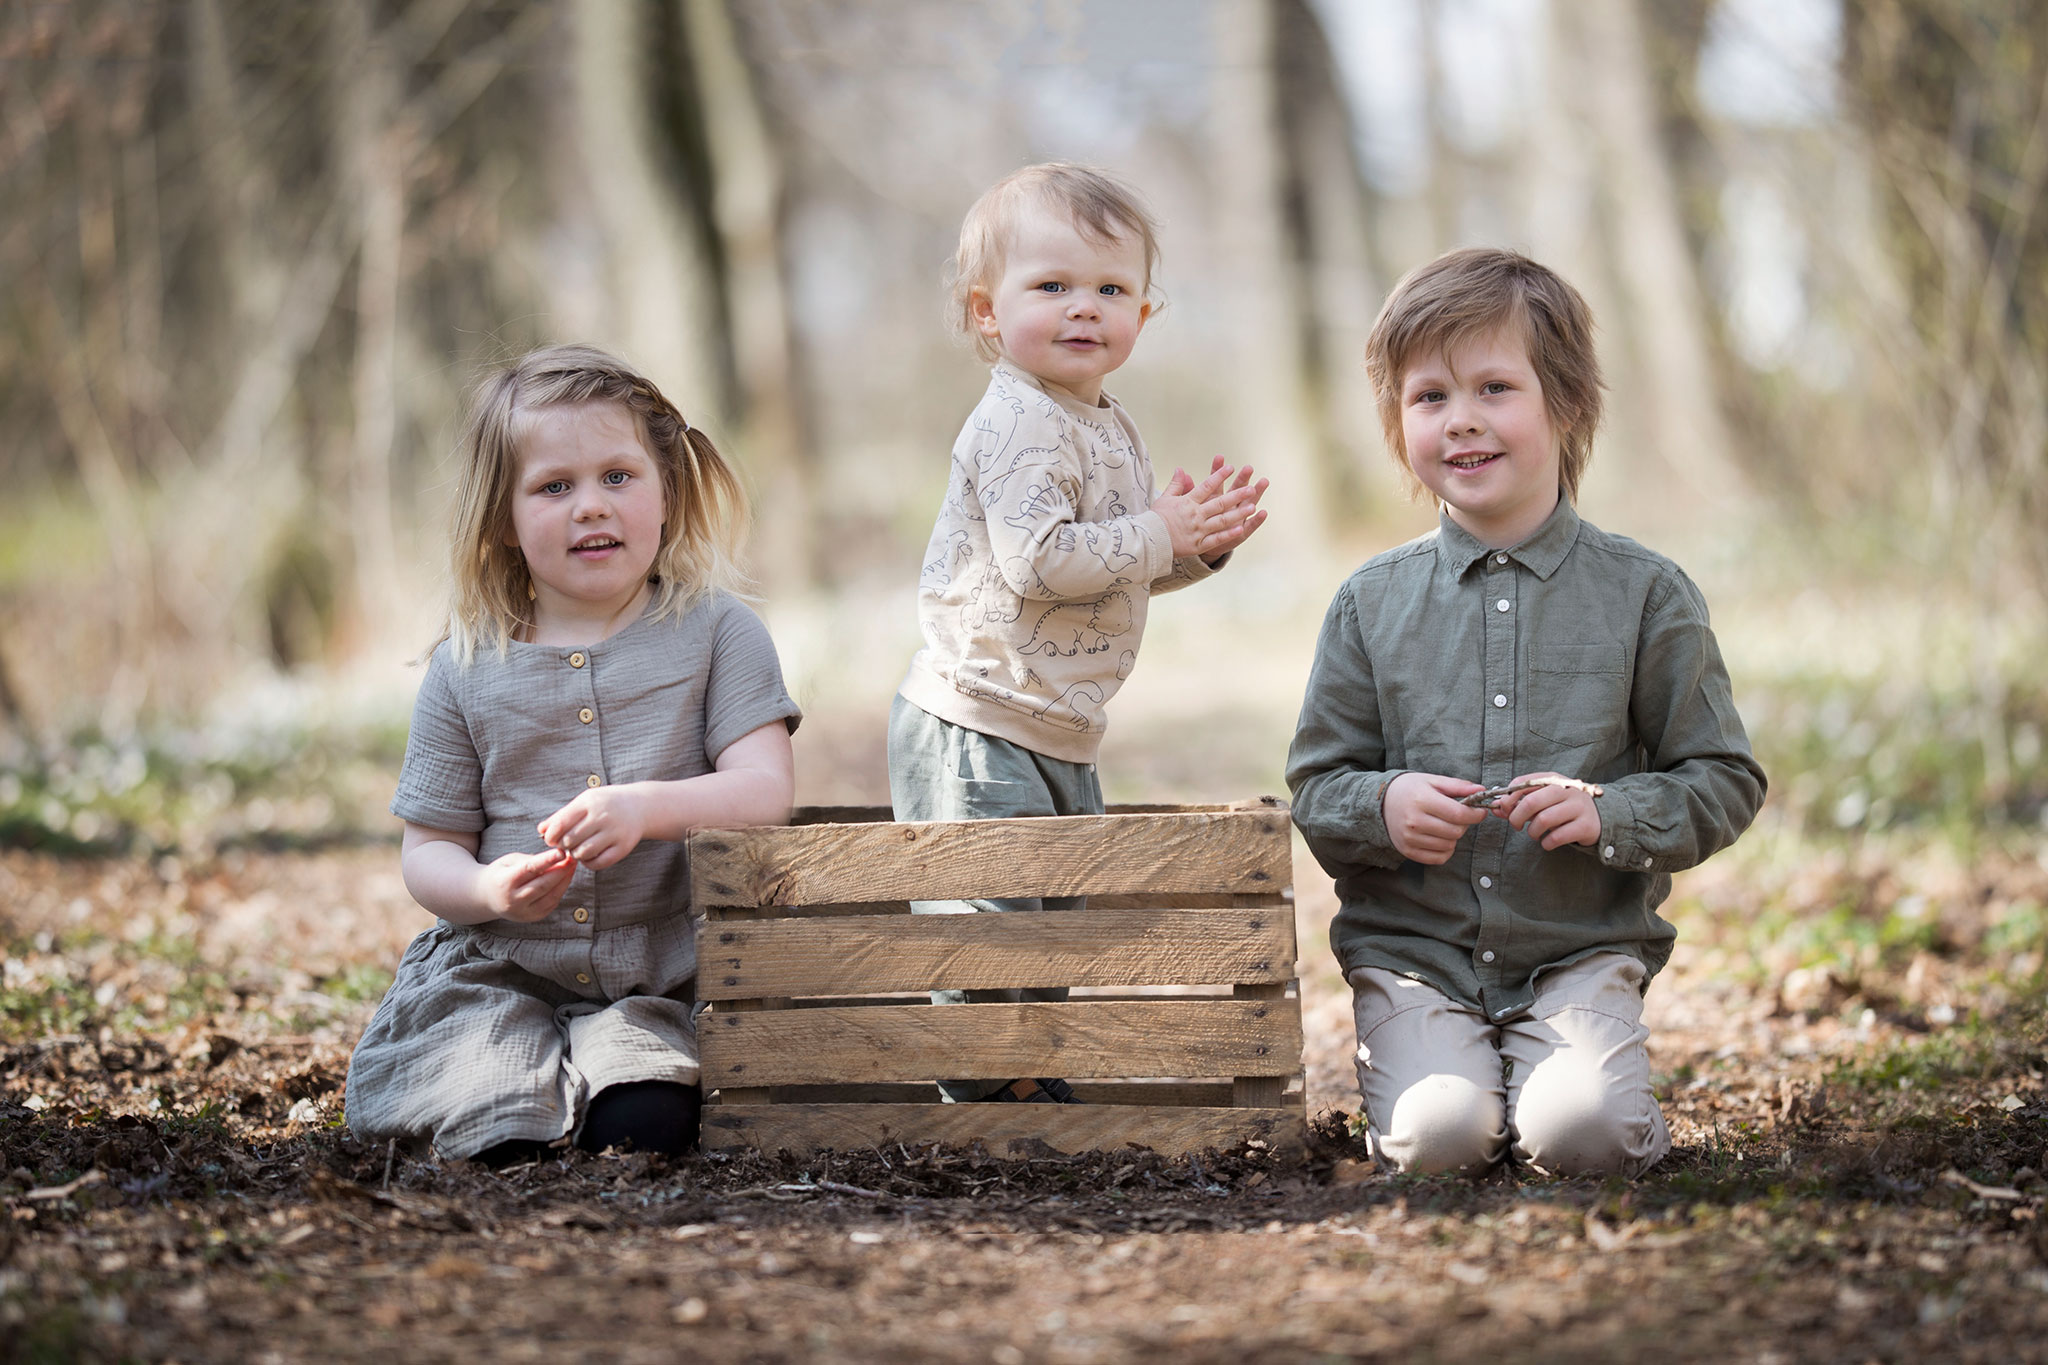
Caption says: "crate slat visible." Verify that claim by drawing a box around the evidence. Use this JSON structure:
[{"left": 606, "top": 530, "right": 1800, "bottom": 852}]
[
  {"left": 701, "top": 1102, "right": 1305, "bottom": 1157},
  {"left": 702, "top": 891, "right": 1291, "bottom": 920},
  {"left": 698, "top": 908, "right": 1295, "bottom": 999},
  {"left": 758, "top": 1080, "right": 1302, "bottom": 1107},
  {"left": 788, "top": 802, "right": 1262, "bottom": 825},
  {"left": 688, "top": 809, "right": 1291, "bottom": 911},
  {"left": 700, "top": 998, "right": 1301, "bottom": 1087}
]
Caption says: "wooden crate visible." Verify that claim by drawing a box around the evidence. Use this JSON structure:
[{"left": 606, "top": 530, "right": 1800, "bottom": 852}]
[{"left": 689, "top": 798, "right": 1305, "bottom": 1158}]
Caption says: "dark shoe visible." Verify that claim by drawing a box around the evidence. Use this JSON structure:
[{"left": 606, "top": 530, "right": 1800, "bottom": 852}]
[{"left": 978, "top": 1077, "right": 1081, "bottom": 1103}]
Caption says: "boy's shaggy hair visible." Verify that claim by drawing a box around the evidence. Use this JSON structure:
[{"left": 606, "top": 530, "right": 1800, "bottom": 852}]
[
  {"left": 1364, "top": 248, "right": 1604, "bottom": 502},
  {"left": 951, "top": 162, "right": 1161, "bottom": 362},
  {"left": 442, "top": 343, "right": 750, "bottom": 664}
]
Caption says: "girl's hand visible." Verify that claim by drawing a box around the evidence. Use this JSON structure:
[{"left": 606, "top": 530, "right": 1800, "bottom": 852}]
[
  {"left": 539, "top": 785, "right": 651, "bottom": 870},
  {"left": 1384, "top": 772, "right": 1489, "bottom": 865},
  {"left": 1492, "top": 771, "right": 1602, "bottom": 851},
  {"left": 482, "top": 847, "right": 577, "bottom": 922}
]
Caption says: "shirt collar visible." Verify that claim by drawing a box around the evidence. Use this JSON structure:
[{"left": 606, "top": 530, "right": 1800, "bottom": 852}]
[{"left": 1434, "top": 497, "right": 1583, "bottom": 581}]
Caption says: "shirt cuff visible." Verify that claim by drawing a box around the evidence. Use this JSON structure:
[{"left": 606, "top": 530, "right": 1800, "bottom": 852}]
[{"left": 1584, "top": 785, "right": 1656, "bottom": 874}]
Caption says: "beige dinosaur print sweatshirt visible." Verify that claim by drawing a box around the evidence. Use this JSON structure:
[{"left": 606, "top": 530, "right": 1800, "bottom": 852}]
[{"left": 897, "top": 364, "right": 1221, "bottom": 764}]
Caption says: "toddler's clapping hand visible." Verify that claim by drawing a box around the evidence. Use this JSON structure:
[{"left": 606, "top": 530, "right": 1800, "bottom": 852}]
[{"left": 1153, "top": 458, "right": 1266, "bottom": 559}]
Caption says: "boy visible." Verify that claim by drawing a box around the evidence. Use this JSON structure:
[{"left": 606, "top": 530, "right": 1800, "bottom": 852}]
[
  {"left": 891, "top": 163, "right": 1270, "bottom": 1103},
  {"left": 1287, "top": 248, "right": 1765, "bottom": 1174}
]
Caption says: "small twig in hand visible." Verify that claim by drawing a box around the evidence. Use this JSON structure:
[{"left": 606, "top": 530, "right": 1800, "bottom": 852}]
[
  {"left": 383, "top": 1138, "right": 397, "bottom": 1189},
  {"left": 1459, "top": 776, "right": 1605, "bottom": 810}
]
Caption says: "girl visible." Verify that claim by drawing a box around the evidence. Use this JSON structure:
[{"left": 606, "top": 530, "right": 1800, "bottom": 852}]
[{"left": 345, "top": 344, "right": 800, "bottom": 1164}]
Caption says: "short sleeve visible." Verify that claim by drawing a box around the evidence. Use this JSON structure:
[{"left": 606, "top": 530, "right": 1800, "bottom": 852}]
[
  {"left": 390, "top": 647, "right": 486, "bottom": 832},
  {"left": 702, "top": 601, "right": 803, "bottom": 762}
]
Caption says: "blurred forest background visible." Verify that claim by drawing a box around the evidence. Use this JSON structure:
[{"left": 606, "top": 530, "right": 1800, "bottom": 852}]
[{"left": 1, "top": 0, "right": 2045, "bottom": 852}]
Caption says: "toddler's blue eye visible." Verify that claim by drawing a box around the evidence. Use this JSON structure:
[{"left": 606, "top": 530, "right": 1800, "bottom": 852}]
[
  {"left": 542, "top": 480, "right": 569, "bottom": 495},
  {"left": 1099, "top": 284, "right": 1122, "bottom": 296},
  {"left": 1483, "top": 381, "right": 1509, "bottom": 395},
  {"left": 604, "top": 470, "right": 629, "bottom": 485},
  {"left": 1037, "top": 281, "right": 1066, "bottom": 294}
]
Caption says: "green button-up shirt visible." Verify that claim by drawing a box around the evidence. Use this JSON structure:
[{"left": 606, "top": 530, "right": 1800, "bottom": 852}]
[{"left": 1286, "top": 501, "right": 1766, "bottom": 1022}]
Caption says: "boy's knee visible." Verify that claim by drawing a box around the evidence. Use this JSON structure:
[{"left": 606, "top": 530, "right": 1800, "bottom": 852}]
[
  {"left": 1374, "top": 1073, "right": 1505, "bottom": 1175},
  {"left": 1513, "top": 1065, "right": 1661, "bottom": 1176}
]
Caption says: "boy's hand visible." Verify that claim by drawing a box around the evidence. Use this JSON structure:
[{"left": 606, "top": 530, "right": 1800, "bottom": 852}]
[
  {"left": 1384, "top": 772, "right": 1489, "bottom": 865},
  {"left": 539, "top": 785, "right": 651, "bottom": 871},
  {"left": 482, "top": 848, "right": 576, "bottom": 923},
  {"left": 1153, "top": 459, "right": 1264, "bottom": 559},
  {"left": 1492, "top": 771, "right": 1602, "bottom": 851}
]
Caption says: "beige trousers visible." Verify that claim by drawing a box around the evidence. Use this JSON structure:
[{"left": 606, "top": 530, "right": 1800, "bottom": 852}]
[{"left": 1348, "top": 952, "right": 1671, "bottom": 1177}]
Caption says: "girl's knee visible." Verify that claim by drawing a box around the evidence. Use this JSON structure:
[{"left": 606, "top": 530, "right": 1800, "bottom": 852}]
[{"left": 1375, "top": 1074, "right": 1506, "bottom": 1175}]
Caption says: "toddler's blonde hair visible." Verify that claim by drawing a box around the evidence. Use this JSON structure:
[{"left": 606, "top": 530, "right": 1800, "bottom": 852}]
[
  {"left": 442, "top": 343, "right": 749, "bottom": 663},
  {"left": 1364, "top": 248, "right": 1604, "bottom": 502},
  {"left": 951, "top": 162, "right": 1161, "bottom": 362}
]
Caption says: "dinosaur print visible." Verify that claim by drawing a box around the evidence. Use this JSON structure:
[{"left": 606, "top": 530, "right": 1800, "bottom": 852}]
[
  {"left": 920, "top": 528, "right": 972, "bottom": 589},
  {"left": 1017, "top": 591, "right": 1134, "bottom": 658},
  {"left": 1031, "top": 679, "right": 1106, "bottom": 732},
  {"left": 963, "top": 562, "right": 1024, "bottom": 631}
]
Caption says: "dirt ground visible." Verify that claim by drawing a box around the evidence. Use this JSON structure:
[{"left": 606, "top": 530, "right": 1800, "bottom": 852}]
[{"left": 4, "top": 831, "right": 2047, "bottom": 1364}]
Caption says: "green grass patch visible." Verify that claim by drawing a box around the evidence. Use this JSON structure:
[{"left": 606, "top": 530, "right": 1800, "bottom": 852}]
[
  {"left": 0, "top": 718, "right": 409, "bottom": 858},
  {"left": 1829, "top": 999, "right": 2046, "bottom": 1094},
  {"left": 1742, "top": 671, "right": 2048, "bottom": 838}
]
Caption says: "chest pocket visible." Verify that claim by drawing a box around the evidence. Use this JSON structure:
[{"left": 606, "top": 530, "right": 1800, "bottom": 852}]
[{"left": 1524, "top": 642, "right": 1631, "bottom": 752}]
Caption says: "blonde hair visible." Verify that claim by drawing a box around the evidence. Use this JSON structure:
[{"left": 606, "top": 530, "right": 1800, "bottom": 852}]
[
  {"left": 442, "top": 344, "right": 750, "bottom": 664},
  {"left": 951, "top": 162, "right": 1162, "bottom": 362},
  {"left": 1364, "top": 248, "right": 1605, "bottom": 502}
]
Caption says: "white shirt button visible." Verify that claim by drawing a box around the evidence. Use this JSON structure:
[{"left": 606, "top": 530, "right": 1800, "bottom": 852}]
[
  {"left": 1493, "top": 694, "right": 1507, "bottom": 708},
  {"left": 1604, "top": 845, "right": 1617, "bottom": 859},
  {"left": 1495, "top": 553, "right": 1508, "bottom": 565},
  {"left": 1496, "top": 599, "right": 1511, "bottom": 612},
  {"left": 1643, "top": 856, "right": 1654, "bottom": 868},
  {"left": 1482, "top": 950, "right": 1496, "bottom": 963},
  {"left": 1478, "top": 875, "right": 1492, "bottom": 889}
]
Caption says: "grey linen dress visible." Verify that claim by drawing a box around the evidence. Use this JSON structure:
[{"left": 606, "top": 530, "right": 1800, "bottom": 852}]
[{"left": 345, "top": 592, "right": 801, "bottom": 1159}]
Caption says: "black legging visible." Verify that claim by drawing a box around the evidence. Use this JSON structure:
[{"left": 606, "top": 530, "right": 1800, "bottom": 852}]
[{"left": 473, "top": 1081, "right": 702, "bottom": 1166}]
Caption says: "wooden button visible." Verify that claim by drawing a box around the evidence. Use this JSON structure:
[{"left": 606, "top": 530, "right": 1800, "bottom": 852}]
[
  {"left": 573, "top": 907, "right": 589, "bottom": 923},
  {"left": 578, "top": 708, "right": 594, "bottom": 724},
  {"left": 569, "top": 652, "right": 586, "bottom": 668},
  {"left": 586, "top": 774, "right": 601, "bottom": 788},
  {"left": 575, "top": 972, "right": 590, "bottom": 985}
]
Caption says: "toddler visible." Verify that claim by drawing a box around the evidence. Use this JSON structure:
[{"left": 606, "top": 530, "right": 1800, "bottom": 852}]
[
  {"left": 346, "top": 344, "right": 801, "bottom": 1163},
  {"left": 891, "top": 163, "right": 1269, "bottom": 1103},
  {"left": 1288, "top": 249, "right": 1766, "bottom": 1175}
]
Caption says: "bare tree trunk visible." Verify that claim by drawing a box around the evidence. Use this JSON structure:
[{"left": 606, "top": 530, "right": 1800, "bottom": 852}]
[
  {"left": 336, "top": 2, "right": 409, "bottom": 656},
  {"left": 1208, "top": 0, "right": 1326, "bottom": 571},
  {"left": 568, "top": 0, "right": 721, "bottom": 412},
  {"left": 1561, "top": 0, "right": 1746, "bottom": 517},
  {"left": 684, "top": 0, "right": 817, "bottom": 590},
  {"left": 1276, "top": 0, "right": 1388, "bottom": 517}
]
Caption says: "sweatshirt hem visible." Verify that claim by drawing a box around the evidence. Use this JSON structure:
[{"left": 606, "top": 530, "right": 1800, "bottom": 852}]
[{"left": 896, "top": 672, "right": 1105, "bottom": 765}]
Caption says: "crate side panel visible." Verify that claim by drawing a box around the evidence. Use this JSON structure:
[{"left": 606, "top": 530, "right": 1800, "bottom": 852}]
[
  {"left": 698, "top": 998, "right": 1302, "bottom": 1087},
  {"left": 761, "top": 1080, "right": 1253, "bottom": 1105},
  {"left": 700, "top": 1103, "right": 1305, "bottom": 1157},
  {"left": 696, "top": 908, "right": 1295, "bottom": 998},
  {"left": 688, "top": 810, "right": 1292, "bottom": 910}
]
